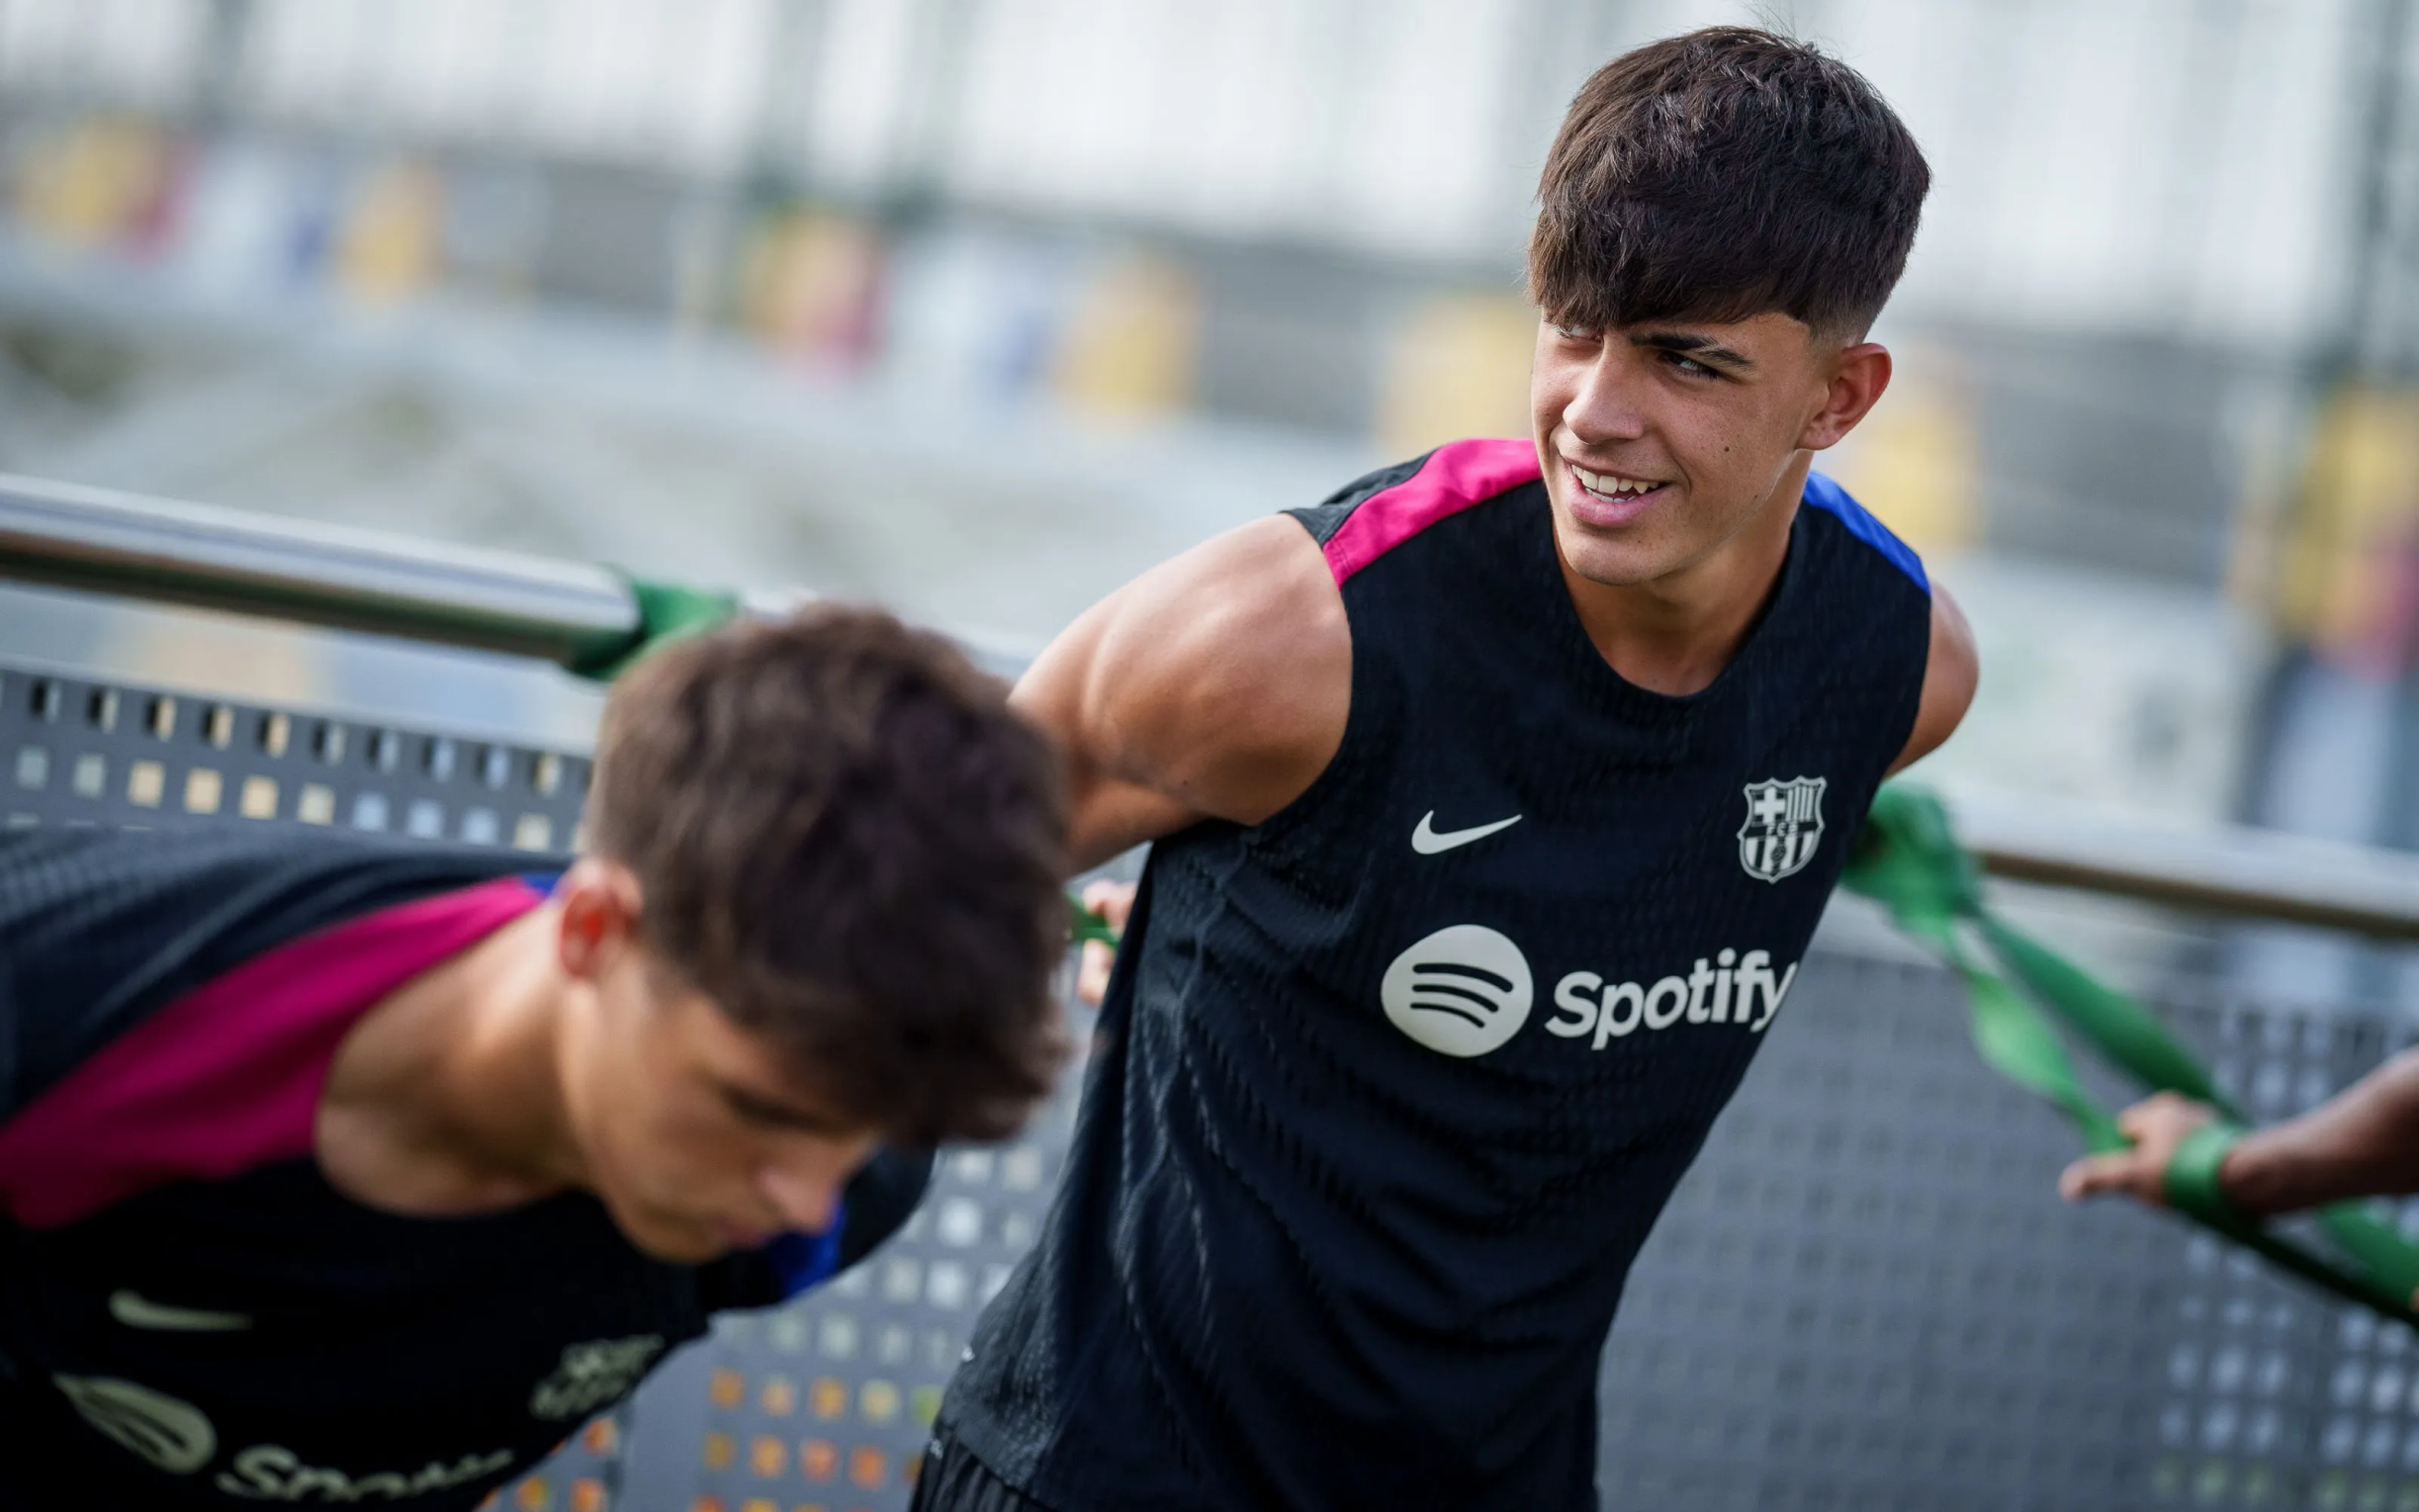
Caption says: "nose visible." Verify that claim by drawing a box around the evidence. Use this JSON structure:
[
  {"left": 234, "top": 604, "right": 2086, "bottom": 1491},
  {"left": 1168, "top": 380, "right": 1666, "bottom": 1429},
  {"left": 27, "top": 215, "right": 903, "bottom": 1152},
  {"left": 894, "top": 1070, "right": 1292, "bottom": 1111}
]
[
  {"left": 755, "top": 1163, "right": 843, "bottom": 1233},
  {"left": 1563, "top": 346, "right": 1648, "bottom": 448}
]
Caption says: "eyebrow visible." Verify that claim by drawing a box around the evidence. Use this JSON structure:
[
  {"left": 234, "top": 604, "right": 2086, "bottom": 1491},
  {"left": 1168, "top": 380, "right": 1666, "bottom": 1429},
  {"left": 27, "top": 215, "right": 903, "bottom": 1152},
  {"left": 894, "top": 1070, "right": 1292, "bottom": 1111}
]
[{"left": 1629, "top": 330, "right": 1757, "bottom": 373}]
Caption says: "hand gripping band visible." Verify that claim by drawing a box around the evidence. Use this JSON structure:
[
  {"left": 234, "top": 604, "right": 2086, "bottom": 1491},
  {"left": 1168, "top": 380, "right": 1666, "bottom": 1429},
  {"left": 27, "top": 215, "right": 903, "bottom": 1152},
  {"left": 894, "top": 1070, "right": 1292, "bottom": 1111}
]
[{"left": 1845, "top": 784, "right": 2419, "bottom": 1329}]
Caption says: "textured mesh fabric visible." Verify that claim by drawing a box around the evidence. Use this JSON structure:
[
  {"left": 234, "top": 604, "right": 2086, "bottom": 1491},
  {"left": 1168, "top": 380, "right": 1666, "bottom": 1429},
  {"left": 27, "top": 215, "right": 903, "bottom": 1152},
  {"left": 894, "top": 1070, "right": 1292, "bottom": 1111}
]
[{"left": 909, "top": 1428, "right": 1059, "bottom": 1512}]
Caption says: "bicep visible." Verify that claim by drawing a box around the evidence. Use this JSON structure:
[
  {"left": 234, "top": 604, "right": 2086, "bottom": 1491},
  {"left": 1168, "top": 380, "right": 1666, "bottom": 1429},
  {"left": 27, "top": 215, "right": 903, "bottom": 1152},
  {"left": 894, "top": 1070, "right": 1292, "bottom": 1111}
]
[
  {"left": 1888, "top": 583, "right": 1977, "bottom": 775},
  {"left": 1013, "top": 518, "right": 1351, "bottom": 873},
  {"left": 1011, "top": 592, "right": 1199, "bottom": 869}
]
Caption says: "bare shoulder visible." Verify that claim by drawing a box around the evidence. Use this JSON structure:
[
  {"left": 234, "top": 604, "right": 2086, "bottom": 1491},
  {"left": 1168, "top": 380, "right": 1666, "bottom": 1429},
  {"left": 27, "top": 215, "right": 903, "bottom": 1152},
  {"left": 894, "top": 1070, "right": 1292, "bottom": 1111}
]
[
  {"left": 1016, "top": 516, "right": 1351, "bottom": 849},
  {"left": 1889, "top": 581, "right": 1977, "bottom": 774},
  {"left": 1096, "top": 513, "right": 1343, "bottom": 668}
]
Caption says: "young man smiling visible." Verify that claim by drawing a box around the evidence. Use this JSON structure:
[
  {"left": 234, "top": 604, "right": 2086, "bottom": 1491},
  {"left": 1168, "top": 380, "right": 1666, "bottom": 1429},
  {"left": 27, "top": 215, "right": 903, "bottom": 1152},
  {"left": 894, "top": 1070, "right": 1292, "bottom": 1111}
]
[
  {"left": 915, "top": 27, "right": 1978, "bottom": 1512},
  {"left": 0, "top": 607, "right": 1070, "bottom": 1510}
]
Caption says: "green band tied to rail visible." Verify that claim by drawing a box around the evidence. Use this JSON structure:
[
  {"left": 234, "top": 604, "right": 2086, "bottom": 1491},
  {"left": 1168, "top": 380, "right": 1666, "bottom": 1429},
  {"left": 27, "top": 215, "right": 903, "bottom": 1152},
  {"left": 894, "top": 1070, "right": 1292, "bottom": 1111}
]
[
  {"left": 567, "top": 575, "right": 745, "bottom": 683},
  {"left": 1844, "top": 784, "right": 2419, "bottom": 1327}
]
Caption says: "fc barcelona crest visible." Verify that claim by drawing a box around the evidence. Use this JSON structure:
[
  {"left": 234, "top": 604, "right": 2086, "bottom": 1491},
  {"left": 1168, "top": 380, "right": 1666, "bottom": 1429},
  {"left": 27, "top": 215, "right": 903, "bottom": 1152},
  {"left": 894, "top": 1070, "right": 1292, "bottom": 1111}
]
[{"left": 1738, "top": 776, "right": 1827, "bottom": 883}]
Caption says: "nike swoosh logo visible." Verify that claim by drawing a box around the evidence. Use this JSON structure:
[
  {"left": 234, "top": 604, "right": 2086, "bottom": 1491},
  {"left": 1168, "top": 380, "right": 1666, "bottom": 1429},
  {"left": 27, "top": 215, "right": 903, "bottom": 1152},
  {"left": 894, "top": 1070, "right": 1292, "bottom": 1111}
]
[
  {"left": 109, "top": 1290, "right": 251, "bottom": 1332},
  {"left": 1411, "top": 811, "right": 1523, "bottom": 854}
]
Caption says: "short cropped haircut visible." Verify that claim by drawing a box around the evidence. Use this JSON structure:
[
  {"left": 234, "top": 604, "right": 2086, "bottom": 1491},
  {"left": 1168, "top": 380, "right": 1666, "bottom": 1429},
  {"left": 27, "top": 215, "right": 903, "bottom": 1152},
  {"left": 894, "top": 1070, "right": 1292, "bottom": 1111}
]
[
  {"left": 1529, "top": 27, "right": 1928, "bottom": 340},
  {"left": 588, "top": 605, "right": 1069, "bottom": 1145}
]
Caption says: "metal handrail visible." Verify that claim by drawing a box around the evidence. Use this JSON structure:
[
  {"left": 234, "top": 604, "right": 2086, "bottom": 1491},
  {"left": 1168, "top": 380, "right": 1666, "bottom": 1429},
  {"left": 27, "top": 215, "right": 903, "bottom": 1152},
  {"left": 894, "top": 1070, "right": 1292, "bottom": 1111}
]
[
  {"left": 3, "top": 471, "right": 2417, "bottom": 937},
  {"left": 0, "top": 473, "right": 639, "bottom": 667},
  {"left": 1951, "top": 791, "right": 2419, "bottom": 942}
]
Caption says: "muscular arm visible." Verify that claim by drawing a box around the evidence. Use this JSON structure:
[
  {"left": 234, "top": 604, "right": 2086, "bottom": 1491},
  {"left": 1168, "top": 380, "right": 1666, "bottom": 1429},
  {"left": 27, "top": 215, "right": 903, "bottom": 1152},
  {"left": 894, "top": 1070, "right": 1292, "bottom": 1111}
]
[
  {"left": 1887, "top": 583, "right": 1977, "bottom": 775},
  {"left": 2064, "top": 1057, "right": 2419, "bottom": 1218},
  {"left": 1013, "top": 516, "right": 1353, "bottom": 872}
]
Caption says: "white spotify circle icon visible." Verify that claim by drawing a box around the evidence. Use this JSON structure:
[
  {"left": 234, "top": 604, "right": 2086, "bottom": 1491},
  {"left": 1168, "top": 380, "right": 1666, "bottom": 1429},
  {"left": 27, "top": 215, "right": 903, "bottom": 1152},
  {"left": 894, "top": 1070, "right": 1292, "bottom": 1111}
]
[
  {"left": 52, "top": 1374, "right": 218, "bottom": 1474},
  {"left": 1381, "top": 924, "right": 1533, "bottom": 1057}
]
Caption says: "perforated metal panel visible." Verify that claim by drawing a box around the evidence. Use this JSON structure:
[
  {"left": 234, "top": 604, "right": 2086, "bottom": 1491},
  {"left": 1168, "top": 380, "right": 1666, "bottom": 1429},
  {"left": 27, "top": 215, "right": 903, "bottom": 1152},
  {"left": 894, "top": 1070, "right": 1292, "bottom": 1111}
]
[
  {"left": 0, "top": 664, "right": 589, "bottom": 848},
  {"left": 2157, "top": 1007, "right": 2419, "bottom": 1512},
  {"left": 1596, "top": 952, "right": 2182, "bottom": 1511},
  {"left": 12, "top": 657, "right": 2419, "bottom": 1512}
]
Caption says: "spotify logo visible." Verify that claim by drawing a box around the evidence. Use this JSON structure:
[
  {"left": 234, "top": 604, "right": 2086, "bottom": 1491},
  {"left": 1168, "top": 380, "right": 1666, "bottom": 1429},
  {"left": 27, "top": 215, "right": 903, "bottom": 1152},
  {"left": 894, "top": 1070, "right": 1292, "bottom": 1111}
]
[
  {"left": 53, "top": 1374, "right": 217, "bottom": 1474},
  {"left": 1380, "top": 925, "right": 1533, "bottom": 1057}
]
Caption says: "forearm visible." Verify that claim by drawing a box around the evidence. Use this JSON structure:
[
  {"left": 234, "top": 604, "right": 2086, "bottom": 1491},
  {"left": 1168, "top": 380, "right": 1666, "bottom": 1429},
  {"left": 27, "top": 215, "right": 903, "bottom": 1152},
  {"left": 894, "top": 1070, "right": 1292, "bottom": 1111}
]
[{"left": 2223, "top": 1050, "right": 2419, "bottom": 1215}]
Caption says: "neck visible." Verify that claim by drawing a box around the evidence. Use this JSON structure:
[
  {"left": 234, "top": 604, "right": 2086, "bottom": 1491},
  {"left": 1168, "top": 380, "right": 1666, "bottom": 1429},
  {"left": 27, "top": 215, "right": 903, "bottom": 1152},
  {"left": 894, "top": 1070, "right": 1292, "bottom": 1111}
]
[
  {"left": 317, "top": 905, "right": 590, "bottom": 1216},
  {"left": 1560, "top": 453, "right": 1808, "bottom": 696}
]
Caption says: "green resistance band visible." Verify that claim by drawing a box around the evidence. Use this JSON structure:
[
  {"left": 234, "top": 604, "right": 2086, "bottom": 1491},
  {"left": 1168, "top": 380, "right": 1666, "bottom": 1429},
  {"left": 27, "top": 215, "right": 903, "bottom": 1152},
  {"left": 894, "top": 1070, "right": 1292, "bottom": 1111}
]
[
  {"left": 1844, "top": 785, "right": 2419, "bottom": 1327},
  {"left": 566, "top": 575, "right": 746, "bottom": 683}
]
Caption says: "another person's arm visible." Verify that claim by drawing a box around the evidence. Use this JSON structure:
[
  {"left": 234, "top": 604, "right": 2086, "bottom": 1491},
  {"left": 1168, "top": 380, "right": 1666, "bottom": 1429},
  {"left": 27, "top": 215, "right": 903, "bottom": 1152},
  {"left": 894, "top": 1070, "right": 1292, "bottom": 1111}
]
[{"left": 2061, "top": 1054, "right": 2419, "bottom": 1216}]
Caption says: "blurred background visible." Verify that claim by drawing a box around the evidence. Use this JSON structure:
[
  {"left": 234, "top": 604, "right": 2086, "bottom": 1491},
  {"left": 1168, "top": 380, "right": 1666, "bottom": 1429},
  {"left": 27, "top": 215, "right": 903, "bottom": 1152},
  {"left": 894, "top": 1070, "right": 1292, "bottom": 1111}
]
[
  {"left": 2, "top": 0, "right": 2415, "bottom": 831},
  {"left": 6, "top": 0, "right": 2419, "bottom": 1506}
]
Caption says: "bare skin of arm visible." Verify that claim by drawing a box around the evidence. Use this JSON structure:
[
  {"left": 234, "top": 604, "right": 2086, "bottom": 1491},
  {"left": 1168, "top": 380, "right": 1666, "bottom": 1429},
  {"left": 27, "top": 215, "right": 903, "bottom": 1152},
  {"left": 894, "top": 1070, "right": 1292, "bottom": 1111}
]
[
  {"left": 2063, "top": 1056, "right": 2419, "bottom": 1218},
  {"left": 1012, "top": 514, "right": 1352, "bottom": 876},
  {"left": 1890, "top": 587, "right": 1977, "bottom": 774}
]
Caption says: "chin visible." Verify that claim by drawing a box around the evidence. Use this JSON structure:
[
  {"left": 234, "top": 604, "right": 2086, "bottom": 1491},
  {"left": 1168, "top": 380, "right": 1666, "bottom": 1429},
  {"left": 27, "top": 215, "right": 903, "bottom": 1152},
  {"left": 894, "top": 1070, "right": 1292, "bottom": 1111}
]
[
  {"left": 1545, "top": 501, "right": 1669, "bottom": 585},
  {"left": 629, "top": 1223, "right": 726, "bottom": 1265},
  {"left": 600, "top": 1192, "right": 726, "bottom": 1264},
  {"left": 1556, "top": 533, "right": 1670, "bottom": 588},
  {"left": 628, "top": 1228, "right": 711, "bottom": 1258}
]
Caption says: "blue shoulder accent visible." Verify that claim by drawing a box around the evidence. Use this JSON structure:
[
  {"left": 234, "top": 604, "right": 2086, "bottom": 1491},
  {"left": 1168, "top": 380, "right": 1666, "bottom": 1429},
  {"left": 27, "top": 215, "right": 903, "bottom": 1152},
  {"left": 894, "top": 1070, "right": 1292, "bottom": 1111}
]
[
  {"left": 762, "top": 1206, "right": 848, "bottom": 1300},
  {"left": 518, "top": 871, "right": 564, "bottom": 896},
  {"left": 1800, "top": 472, "right": 1927, "bottom": 593}
]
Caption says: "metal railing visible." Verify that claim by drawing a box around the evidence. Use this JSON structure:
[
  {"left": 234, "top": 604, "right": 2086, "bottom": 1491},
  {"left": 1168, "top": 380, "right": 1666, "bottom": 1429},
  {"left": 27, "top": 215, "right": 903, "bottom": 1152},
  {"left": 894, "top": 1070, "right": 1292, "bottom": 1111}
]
[
  {"left": 0, "top": 472, "right": 638, "bottom": 667},
  {"left": 5, "top": 469, "right": 2418, "bottom": 939}
]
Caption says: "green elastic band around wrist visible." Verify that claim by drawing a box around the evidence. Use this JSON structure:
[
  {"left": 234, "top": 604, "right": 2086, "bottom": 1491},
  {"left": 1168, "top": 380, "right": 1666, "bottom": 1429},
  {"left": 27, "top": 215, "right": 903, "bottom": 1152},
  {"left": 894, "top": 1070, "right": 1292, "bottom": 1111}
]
[{"left": 2165, "top": 1122, "right": 2247, "bottom": 1224}]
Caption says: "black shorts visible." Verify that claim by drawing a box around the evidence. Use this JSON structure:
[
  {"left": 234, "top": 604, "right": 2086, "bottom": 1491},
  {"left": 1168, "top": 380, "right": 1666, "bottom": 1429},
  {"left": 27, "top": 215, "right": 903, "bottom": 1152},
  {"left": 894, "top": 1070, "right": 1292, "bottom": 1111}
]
[{"left": 906, "top": 1428, "right": 1054, "bottom": 1512}]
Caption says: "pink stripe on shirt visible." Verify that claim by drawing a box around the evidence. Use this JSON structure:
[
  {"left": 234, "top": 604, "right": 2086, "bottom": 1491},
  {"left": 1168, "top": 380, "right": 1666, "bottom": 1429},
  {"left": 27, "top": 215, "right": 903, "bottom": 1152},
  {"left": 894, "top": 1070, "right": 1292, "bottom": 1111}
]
[
  {"left": 1320, "top": 438, "right": 1543, "bottom": 584},
  {"left": 0, "top": 876, "right": 545, "bottom": 1229}
]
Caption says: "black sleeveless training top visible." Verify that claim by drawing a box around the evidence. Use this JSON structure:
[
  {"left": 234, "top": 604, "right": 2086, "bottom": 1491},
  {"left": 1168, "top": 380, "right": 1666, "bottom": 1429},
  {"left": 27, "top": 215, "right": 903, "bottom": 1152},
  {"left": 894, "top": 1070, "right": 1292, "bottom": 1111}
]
[{"left": 943, "top": 439, "right": 1932, "bottom": 1510}]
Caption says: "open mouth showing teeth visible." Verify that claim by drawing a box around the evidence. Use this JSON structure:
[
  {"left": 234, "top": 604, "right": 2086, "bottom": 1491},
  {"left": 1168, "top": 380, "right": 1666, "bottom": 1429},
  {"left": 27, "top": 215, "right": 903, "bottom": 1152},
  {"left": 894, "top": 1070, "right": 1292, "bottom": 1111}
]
[{"left": 1569, "top": 463, "right": 1666, "bottom": 502}]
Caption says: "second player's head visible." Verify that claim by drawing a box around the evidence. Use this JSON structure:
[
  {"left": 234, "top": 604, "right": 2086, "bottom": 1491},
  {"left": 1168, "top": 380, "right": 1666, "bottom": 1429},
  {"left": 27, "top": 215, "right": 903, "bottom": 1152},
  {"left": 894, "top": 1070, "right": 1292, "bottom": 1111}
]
[
  {"left": 1525, "top": 27, "right": 1929, "bottom": 588},
  {"left": 553, "top": 605, "right": 1069, "bottom": 1262}
]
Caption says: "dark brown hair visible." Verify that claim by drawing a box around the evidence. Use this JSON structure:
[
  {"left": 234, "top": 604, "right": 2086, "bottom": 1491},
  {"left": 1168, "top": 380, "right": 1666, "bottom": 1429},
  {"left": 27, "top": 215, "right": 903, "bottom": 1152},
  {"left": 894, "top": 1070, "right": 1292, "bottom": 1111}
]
[
  {"left": 588, "top": 605, "right": 1069, "bottom": 1145},
  {"left": 1529, "top": 26, "right": 1928, "bottom": 340}
]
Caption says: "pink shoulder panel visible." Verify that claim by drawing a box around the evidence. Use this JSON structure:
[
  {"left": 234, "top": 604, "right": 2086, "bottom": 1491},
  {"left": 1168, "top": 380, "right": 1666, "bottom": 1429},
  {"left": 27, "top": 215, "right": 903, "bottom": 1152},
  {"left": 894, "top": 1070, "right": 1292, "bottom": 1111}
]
[
  {"left": 0, "top": 876, "right": 544, "bottom": 1228},
  {"left": 1321, "top": 438, "right": 1542, "bottom": 584}
]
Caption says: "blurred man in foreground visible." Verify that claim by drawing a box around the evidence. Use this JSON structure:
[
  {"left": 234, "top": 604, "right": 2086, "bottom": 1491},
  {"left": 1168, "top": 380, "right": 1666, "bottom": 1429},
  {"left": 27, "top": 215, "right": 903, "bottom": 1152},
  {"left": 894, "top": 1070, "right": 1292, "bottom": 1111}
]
[{"left": 0, "top": 607, "right": 1069, "bottom": 1510}]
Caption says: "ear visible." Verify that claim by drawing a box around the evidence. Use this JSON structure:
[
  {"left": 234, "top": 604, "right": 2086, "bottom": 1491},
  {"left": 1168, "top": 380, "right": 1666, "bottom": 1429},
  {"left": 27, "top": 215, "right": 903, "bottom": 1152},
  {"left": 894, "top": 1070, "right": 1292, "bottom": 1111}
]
[
  {"left": 1797, "top": 342, "right": 1892, "bottom": 452},
  {"left": 555, "top": 857, "right": 645, "bottom": 984}
]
